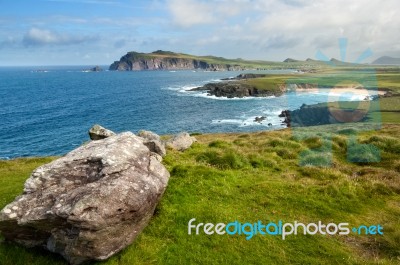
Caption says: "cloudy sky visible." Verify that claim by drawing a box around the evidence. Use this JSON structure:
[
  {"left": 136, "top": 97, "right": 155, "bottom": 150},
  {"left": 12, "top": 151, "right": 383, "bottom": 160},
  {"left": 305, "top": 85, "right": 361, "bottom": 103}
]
[{"left": 0, "top": 0, "right": 399, "bottom": 66}]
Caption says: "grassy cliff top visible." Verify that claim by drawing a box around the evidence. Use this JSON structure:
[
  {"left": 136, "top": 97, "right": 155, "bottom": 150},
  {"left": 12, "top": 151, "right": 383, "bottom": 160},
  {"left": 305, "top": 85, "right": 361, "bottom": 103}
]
[{"left": 1, "top": 123, "right": 399, "bottom": 264}]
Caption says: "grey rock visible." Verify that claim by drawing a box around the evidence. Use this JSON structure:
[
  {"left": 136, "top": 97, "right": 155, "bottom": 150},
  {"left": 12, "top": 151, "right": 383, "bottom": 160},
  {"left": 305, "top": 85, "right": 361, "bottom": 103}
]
[
  {"left": 88, "top": 124, "right": 116, "bottom": 140},
  {"left": 0, "top": 132, "right": 170, "bottom": 265},
  {"left": 138, "top": 130, "right": 166, "bottom": 157},
  {"left": 138, "top": 130, "right": 162, "bottom": 142},
  {"left": 166, "top": 132, "right": 197, "bottom": 151}
]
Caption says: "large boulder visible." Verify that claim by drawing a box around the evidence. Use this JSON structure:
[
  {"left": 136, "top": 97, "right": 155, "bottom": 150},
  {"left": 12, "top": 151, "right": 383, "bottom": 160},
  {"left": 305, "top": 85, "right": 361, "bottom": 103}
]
[
  {"left": 0, "top": 132, "right": 170, "bottom": 264},
  {"left": 138, "top": 130, "right": 166, "bottom": 157},
  {"left": 88, "top": 124, "right": 116, "bottom": 140},
  {"left": 166, "top": 132, "right": 197, "bottom": 151}
]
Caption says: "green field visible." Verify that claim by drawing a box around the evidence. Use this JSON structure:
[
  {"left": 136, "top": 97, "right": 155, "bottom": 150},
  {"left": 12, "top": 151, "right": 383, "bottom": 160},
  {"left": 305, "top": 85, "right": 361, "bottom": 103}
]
[{"left": 1, "top": 123, "right": 400, "bottom": 264}]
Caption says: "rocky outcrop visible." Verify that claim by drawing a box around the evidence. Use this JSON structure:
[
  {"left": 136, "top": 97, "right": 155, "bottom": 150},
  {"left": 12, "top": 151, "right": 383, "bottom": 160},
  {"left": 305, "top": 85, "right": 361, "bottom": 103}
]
[
  {"left": 166, "top": 132, "right": 197, "bottom": 151},
  {"left": 0, "top": 132, "right": 170, "bottom": 265},
  {"left": 138, "top": 130, "right": 166, "bottom": 157},
  {"left": 90, "top": 66, "right": 103, "bottom": 72},
  {"left": 109, "top": 51, "right": 245, "bottom": 71},
  {"left": 82, "top": 66, "right": 103, "bottom": 72},
  {"left": 89, "top": 124, "right": 116, "bottom": 140},
  {"left": 191, "top": 73, "right": 322, "bottom": 98},
  {"left": 191, "top": 82, "right": 283, "bottom": 98},
  {"left": 279, "top": 102, "right": 369, "bottom": 127},
  {"left": 222, "top": 73, "right": 267, "bottom": 80}
]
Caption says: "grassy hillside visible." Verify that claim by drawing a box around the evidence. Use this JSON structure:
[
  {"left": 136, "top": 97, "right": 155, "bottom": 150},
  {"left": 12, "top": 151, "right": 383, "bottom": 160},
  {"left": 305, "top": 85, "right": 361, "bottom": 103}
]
[{"left": 1, "top": 124, "right": 399, "bottom": 264}]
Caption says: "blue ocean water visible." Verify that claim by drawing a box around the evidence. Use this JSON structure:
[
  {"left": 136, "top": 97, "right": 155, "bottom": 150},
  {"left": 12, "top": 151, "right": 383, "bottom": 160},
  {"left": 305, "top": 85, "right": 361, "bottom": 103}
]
[{"left": 0, "top": 66, "right": 371, "bottom": 159}]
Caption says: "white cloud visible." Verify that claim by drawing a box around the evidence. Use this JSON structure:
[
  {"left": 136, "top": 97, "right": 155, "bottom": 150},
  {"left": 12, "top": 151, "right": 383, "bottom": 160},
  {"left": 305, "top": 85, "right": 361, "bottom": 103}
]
[
  {"left": 165, "top": 0, "right": 400, "bottom": 61},
  {"left": 23, "top": 28, "right": 98, "bottom": 46},
  {"left": 167, "top": 0, "right": 216, "bottom": 27}
]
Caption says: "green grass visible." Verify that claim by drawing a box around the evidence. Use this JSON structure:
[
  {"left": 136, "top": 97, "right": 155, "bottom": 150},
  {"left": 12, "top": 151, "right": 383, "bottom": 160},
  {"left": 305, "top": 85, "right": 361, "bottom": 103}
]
[{"left": 1, "top": 126, "right": 400, "bottom": 264}]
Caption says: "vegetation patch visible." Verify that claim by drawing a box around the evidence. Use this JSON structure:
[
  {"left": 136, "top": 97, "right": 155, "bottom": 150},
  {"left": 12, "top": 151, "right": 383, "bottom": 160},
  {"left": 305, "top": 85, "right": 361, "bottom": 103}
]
[{"left": 1, "top": 125, "right": 400, "bottom": 264}]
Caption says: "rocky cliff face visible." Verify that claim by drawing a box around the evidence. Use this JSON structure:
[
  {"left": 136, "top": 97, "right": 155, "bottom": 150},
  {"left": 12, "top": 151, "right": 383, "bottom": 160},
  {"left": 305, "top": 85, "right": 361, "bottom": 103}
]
[{"left": 109, "top": 51, "right": 245, "bottom": 71}]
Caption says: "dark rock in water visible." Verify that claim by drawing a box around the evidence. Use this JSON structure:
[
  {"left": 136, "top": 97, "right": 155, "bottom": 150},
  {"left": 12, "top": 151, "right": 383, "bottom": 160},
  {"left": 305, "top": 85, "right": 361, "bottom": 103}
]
[
  {"left": 166, "top": 132, "right": 196, "bottom": 151},
  {"left": 89, "top": 124, "right": 116, "bottom": 140},
  {"left": 254, "top": 116, "right": 266, "bottom": 123},
  {"left": 268, "top": 123, "right": 272, "bottom": 126},
  {"left": 90, "top": 66, "right": 103, "bottom": 72},
  {"left": 84, "top": 66, "right": 103, "bottom": 72},
  {"left": 138, "top": 130, "right": 166, "bottom": 157},
  {"left": 191, "top": 82, "right": 282, "bottom": 98},
  {"left": 0, "top": 132, "right": 170, "bottom": 265},
  {"left": 279, "top": 110, "right": 290, "bottom": 118}
]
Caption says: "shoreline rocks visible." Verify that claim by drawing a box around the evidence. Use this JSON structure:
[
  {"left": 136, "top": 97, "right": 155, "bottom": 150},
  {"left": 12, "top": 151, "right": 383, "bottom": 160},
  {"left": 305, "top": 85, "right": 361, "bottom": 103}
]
[{"left": 191, "top": 82, "right": 283, "bottom": 98}]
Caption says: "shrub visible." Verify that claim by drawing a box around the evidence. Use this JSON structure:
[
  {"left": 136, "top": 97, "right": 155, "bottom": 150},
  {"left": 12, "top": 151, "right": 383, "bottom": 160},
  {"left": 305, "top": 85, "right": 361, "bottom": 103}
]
[
  {"left": 299, "top": 150, "right": 331, "bottom": 167},
  {"left": 208, "top": 140, "right": 231, "bottom": 148},
  {"left": 347, "top": 142, "right": 380, "bottom": 163},
  {"left": 276, "top": 149, "right": 297, "bottom": 159},
  {"left": 196, "top": 150, "right": 248, "bottom": 169},
  {"left": 336, "top": 128, "right": 358, "bottom": 135},
  {"left": 364, "top": 135, "right": 400, "bottom": 154},
  {"left": 247, "top": 154, "right": 278, "bottom": 169}
]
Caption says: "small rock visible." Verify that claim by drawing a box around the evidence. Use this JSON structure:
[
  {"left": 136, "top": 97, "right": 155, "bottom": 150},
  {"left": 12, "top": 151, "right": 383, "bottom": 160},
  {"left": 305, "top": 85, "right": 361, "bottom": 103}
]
[
  {"left": 88, "top": 124, "right": 116, "bottom": 140},
  {"left": 138, "top": 130, "right": 166, "bottom": 157},
  {"left": 254, "top": 116, "right": 266, "bottom": 123},
  {"left": 166, "top": 132, "right": 196, "bottom": 151}
]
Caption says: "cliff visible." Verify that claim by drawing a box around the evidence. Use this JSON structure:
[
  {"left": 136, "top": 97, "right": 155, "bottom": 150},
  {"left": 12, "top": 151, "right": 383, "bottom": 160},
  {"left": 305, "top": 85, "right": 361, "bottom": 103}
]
[
  {"left": 109, "top": 50, "right": 246, "bottom": 71},
  {"left": 191, "top": 74, "right": 319, "bottom": 98}
]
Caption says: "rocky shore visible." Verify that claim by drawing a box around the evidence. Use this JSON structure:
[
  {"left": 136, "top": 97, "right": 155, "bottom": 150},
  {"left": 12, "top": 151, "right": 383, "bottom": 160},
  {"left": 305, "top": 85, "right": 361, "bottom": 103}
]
[
  {"left": 190, "top": 73, "right": 320, "bottom": 98},
  {"left": 191, "top": 82, "right": 283, "bottom": 98}
]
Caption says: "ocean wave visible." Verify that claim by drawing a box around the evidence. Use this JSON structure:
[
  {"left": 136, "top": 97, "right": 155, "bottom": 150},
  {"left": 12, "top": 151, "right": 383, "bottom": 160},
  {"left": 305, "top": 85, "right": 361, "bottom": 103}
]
[
  {"left": 212, "top": 114, "right": 284, "bottom": 127},
  {"left": 184, "top": 92, "right": 276, "bottom": 101}
]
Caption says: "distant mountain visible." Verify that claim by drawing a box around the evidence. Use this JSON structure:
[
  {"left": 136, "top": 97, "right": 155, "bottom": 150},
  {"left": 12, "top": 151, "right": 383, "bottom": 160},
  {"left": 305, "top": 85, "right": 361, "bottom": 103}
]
[
  {"left": 283, "top": 58, "right": 300, "bottom": 63},
  {"left": 372, "top": 56, "right": 400, "bottom": 65},
  {"left": 328, "top": 58, "right": 359, "bottom": 66}
]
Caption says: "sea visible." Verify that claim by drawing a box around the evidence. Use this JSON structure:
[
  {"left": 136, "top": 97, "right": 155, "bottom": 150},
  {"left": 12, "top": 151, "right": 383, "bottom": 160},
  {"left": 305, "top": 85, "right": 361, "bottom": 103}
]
[{"left": 0, "top": 66, "right": 374, "bottom": 159}]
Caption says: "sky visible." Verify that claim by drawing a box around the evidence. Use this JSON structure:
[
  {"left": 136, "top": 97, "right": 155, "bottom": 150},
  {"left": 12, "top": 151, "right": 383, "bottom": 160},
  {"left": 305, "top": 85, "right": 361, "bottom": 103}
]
[{"left": 0, "top": 0, "right": 399, "bottom": 66}]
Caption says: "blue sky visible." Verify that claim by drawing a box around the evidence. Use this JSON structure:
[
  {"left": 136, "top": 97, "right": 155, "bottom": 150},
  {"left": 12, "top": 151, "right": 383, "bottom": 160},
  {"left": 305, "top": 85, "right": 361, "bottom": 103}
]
[{"left": 0, "top": 0, "right": 399, "bottom": 66}]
